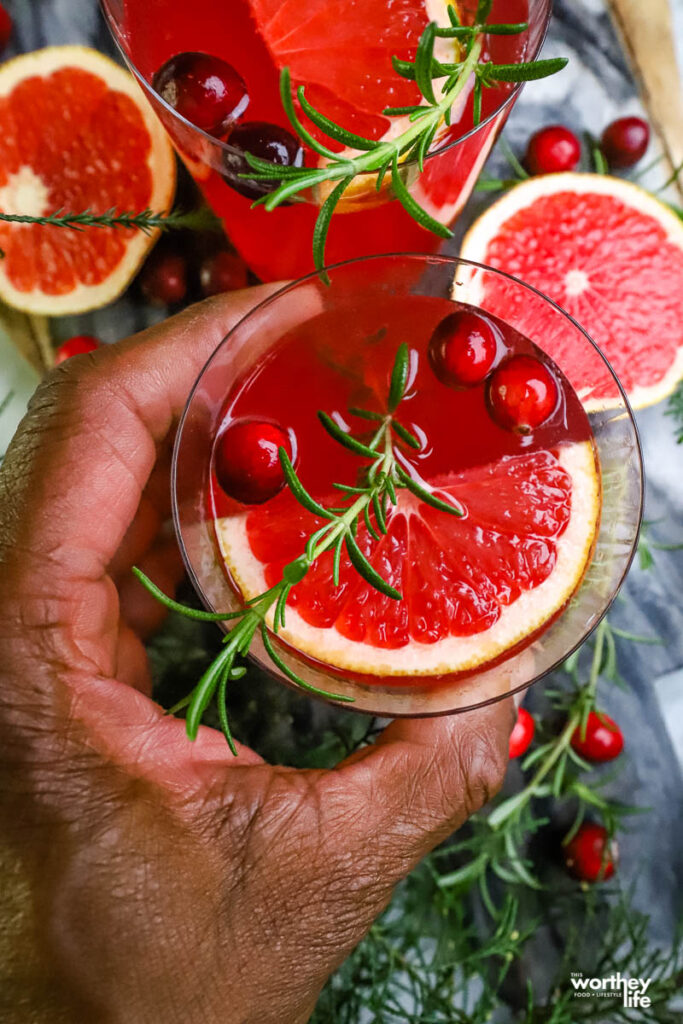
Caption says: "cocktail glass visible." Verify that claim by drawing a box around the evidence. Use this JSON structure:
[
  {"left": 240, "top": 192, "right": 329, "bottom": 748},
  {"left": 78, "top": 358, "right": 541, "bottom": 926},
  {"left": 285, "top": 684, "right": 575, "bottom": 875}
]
[
  {"left": 100, "top": 0, "right": 551, "bottom": 280},
  {"left": 171, "top": 253, "right": 643, "bottom": 718}
]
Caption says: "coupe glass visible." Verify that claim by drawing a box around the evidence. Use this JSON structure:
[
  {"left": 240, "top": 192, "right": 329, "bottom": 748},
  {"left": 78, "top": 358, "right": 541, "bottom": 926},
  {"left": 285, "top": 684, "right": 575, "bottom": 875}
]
[
  {"left": 171, "top": 254, "right": 643, "bottom": 718},
  {"left": 100, "top": 0, "right": 551, "bottom": 281}
]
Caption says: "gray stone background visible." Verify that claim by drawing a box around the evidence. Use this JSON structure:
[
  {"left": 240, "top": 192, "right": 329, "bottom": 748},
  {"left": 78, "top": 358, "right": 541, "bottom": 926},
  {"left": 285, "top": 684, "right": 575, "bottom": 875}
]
[{"left": 1, "top": 0, "right": 681, "bottom": 948}]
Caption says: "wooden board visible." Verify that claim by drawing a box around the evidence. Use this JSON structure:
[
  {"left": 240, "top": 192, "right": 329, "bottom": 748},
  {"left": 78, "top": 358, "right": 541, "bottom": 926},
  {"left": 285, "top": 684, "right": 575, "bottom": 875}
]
[{"left": 607, "top": 0, "right": 683, "bottom": 196}]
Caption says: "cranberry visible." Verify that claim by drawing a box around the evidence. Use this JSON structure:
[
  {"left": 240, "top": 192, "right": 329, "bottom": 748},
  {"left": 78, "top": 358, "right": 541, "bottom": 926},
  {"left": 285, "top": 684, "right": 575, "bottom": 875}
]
[
  {"left": 486, "top": 354, "right": 558, "bottom": 434},
  {"left": 153, "top": 53, "right": 249, "bottom": 137},
  {"left": 525, "top": 126, "right": 581, "bottom": 175},
  {"left": 564, "top": 823, "right": 617, "bottom": 882},
  {"left": 601, "top": 116, "right": 649, "bottom": 168},
  {"left": 140, "top": 249, "right": 188, "bottom": 306},
  {"left": 0, "top": 4, "right": 12, "bottom": 53},
  {"left": 571, "top": 711, "right": 623, "bottom": 763},
  {"left": 223, "top": 122, "right": 304, "bottom": 199},
  {"left": 200, "top": 250, "right": 249, "bottom": 297},
  {"left": 54, "top": 335, "right": 100, "bottom": 365},
  {"left": 508, "top": 706, "right": 535, "bottom": 759},
  {"left": 428, "top": 311, "right": 498, "bottom": 388},
  {"left": 215, "top": 420, "right": 293, "bottom": 505}
]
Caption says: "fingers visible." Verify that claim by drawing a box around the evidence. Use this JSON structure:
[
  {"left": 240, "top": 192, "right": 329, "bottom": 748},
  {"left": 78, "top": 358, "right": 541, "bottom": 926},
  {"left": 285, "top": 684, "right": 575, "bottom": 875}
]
[
  {"left": 327, "top": 698, "right": 515, "bottom": 881},
  {"left": 0, "top": 285, "right": 282, "bottom": 591}
]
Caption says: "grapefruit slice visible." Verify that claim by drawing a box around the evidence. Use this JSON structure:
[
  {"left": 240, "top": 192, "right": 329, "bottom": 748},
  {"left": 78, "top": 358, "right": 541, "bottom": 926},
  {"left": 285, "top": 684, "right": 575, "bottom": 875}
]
[
  {"left": 0, "top": 46, "right": 176, "bottom": 314},
  {"left": 248, "top": 0, "right": 463, "bottom": 145},
  {"left": 459, "top": 173, "right": 683, "bottom": 409},
  {"left": 216, "top": 443, "right": 600, "bottom": 677}
]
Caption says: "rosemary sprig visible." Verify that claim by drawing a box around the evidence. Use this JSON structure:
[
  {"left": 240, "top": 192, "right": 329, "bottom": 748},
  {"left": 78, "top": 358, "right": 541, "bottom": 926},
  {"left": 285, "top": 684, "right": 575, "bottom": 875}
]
[{"left": 136, "top": 343, "right": 461, "bottom": 752}]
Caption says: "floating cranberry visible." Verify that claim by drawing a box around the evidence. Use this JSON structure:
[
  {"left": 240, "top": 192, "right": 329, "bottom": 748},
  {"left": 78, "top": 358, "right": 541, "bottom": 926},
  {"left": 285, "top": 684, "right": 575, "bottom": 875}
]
[
  {"left": 0, "top": 4, "right": 13, "bottom": 53},
  {"left": 564, "top": 823, "right": 617, "bottom": 882},
  {"left": 215, "top": 420, "right": 293, "bottom": 505},
  {"left": 54, "top": 335, "right": 100, "bottom": 365},
  {"left": 223, "top": 122, "right": 304, "bottom": 199},
  {"left": 140, "top": 249, "right": 188, "bottom": 306},
  {"left": 571, "top": 711, "right": 624, "bottom": 763},
  {"left": 601, "top": 116, "right": 649, "bottom": 168},
  {"left": 153, "top": 53, "right": 249, "bottom": 136},
  {"left": 486, "top": 354, "right": 558, "bottom": 434},
  {"left": 200, "top": 250, "right": 249, "bottom": 297},
  {"left": 508, "top": 706, "right": 535, "bottom": 759},
  {"left": 525, "top": 125, "right": 581, "bottom": 175},
  {"left": 428, "top": 310, "right": 498, "bottom": 388}
]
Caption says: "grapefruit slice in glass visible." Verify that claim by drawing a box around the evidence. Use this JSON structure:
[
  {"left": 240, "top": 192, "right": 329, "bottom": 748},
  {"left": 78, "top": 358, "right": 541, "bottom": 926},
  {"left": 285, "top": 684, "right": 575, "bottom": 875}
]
[
  {"left": 216, "top": 444, "right": 600, "bottom": 678},
  {"left": 0, "top": 46, "right": 176, "bottom": 314}
]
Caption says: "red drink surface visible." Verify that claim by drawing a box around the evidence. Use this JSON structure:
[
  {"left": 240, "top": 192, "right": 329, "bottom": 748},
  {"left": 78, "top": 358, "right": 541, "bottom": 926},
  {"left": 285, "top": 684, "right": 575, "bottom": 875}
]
[
  {"left": 122, "top": 0, "right": 529, "bottom": 279},
  {"left": 208, "top": 292, "right": 597, "bottom": 677}
]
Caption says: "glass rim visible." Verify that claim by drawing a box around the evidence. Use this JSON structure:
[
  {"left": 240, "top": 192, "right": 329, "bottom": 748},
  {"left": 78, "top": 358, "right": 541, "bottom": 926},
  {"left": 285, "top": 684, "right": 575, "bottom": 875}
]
[
  {"left": 100, "top": 0, "right": 552, "bottom": 175},
  {"left": 170, "top": 252, "right": 644, "bottom": 717}
]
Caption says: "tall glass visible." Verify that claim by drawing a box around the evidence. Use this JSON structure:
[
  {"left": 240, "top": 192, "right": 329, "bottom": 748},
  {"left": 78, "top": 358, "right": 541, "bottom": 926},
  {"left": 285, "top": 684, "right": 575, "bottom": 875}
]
[
  {"left": 101, "top": 0, "right": 551, "bottom": 281},
  {"left": 172, "top": 254, "right": 643, "bottom": 718}
]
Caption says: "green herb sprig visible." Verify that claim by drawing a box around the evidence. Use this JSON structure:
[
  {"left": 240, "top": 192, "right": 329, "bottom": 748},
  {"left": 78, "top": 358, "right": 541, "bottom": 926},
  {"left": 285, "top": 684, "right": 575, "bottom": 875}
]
[{"left": 135, "top": 344, "right": 461, "bottom": 753}]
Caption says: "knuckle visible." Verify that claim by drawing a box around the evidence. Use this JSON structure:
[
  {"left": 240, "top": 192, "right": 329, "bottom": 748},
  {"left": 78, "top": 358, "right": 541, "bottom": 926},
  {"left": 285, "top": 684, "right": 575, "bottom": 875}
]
[{"left": 456, "top": 724, "right": 508, "bottom": 817}]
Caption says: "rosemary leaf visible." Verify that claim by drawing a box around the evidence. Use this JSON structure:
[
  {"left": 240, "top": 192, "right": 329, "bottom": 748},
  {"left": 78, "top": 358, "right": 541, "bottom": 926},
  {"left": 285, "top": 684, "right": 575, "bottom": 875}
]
[
  {"left": 298, "top": 86, "right": 377, "bottom": 151},
  {"left": 318, "top": 411, "right": 378, "bottom": 458},
  {"left": 390, "top": 154, "right": 453, "bottom": 238},
  {"left": 345, "top": 532, "right": 402, "bottom": 600},
  {"left": 388, "top": 342, "right": 410, "bottom": 411},
  {"left": 279, "top": 448, "right": 334, "bottom": 518}
]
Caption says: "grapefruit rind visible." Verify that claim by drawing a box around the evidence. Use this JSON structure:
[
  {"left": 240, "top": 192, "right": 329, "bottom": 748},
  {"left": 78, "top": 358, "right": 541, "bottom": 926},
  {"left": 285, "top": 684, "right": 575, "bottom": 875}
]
[
  {"left": 215, "top": 440, "right": 600, "bottom": 677},
  {"left": 0, "top": 47, "right": 176, "bottom": 315},
  {"left": 457, "top": 173, "right": 683, "bottom": 410}
]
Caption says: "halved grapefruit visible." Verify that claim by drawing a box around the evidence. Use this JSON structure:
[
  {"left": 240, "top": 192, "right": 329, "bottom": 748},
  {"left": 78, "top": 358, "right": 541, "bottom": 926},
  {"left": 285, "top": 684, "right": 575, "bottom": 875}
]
[
  {"left": 0, "top": 46, "right": 176, "bottom": 314},
  {"left": 216, "top": 444, "right": 600, "bottom": 677},
  {"left": 459, "top": 173, "right": 683, "bottom": 409}
]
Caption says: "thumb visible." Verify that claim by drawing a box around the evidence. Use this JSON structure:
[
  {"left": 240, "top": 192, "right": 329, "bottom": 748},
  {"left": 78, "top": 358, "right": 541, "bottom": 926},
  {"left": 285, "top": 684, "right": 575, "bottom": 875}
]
[{"left": 326, "top": 698, "right": 514, "bottom": 881}]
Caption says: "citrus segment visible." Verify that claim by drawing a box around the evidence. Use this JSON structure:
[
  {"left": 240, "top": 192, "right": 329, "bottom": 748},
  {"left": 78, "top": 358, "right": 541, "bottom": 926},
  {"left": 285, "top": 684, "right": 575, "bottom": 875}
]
[
  {"left": 0, "top": 47, "right": 176, "bottom": 314},
  {"left": 216, "top": 443, "right": 600, "bottom": 676},
  {"left": 459, "top": 173, "right": 683, "bottom": 409}
]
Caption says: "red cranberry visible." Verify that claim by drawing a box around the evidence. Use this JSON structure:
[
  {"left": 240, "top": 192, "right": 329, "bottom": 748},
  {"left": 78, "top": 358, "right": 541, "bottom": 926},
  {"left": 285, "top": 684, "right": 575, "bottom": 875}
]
[
  {"left": 486, "top": 354, "right": 558, "bottom": 434},
  {"left": 508, "top": 706, "right": 535, "bottom": 759},
  {"left": 601, "top": 116, "right": 649, "bottom": 168},
  {"left": 223, "top": 122, "right": 304, "bottom": 199},
  {"left": 153, "top": 53, "right": 249, "bottom": 136},
  {"left": 0, "top": 4, "right": 12, "bottom": 53},
  {"left": 215, "top": 420, "right": 293, "bottom": 505},
  {"left": 200, "top": 250, "right": 249, "bottom": 297},
  {"left": 54, "top": 335, "right": 100, "bottom": 365},
  {"left": 428, "top": 310, "right": 498, "bottom": 388},
  {"left": 140, "top": 250, "right": 188, "bottom": 306},
  {"left": 571, "top": 711, "right": 624, "bottom": 763},
  {"left": 525, "top": 125, "right": 581, "bottom": 175},
  {"left": 564, "top": 823, "right": 617, "bottom": 882}
]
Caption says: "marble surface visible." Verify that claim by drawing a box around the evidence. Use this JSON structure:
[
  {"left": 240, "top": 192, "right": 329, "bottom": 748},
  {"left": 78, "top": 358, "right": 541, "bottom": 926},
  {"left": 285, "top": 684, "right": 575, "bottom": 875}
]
[{"left": 3, "top": 0, "right": 682, "bottom": 943}]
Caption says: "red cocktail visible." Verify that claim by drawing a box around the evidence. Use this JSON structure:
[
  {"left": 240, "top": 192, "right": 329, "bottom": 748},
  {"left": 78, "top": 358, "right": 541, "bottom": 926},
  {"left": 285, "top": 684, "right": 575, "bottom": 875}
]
[
  {"left": 172, "top": 256, "right": 642, "bottom": 724},
  {"left": 102, "top": 0, "right": 552, "bottom": 280}
]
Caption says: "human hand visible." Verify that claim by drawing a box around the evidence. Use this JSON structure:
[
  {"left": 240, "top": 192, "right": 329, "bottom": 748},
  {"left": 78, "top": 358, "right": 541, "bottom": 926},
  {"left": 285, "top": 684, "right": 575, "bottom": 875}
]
[{"left": 0, "top": 288, "right": 514, "bottom": 1024}]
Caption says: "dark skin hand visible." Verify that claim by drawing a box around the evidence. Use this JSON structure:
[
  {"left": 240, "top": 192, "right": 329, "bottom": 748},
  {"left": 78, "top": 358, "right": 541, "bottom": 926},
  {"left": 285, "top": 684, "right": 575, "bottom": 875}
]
[{"left": 0, "top": 287, "right": 514, "bottom": 1024}]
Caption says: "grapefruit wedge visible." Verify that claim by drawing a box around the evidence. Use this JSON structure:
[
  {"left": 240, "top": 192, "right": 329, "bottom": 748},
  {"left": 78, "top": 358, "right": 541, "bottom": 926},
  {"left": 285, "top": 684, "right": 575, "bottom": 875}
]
[
  {"left": 459, "top": 173, "right": 683, "bottom": 409},
  {"left": 216, "top": 444, "right": 600, "bottom": 678},
  {"left": 0, "top": 47, "right": 176, "bottom": 314}
]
